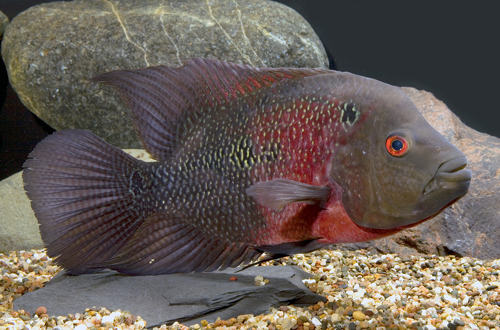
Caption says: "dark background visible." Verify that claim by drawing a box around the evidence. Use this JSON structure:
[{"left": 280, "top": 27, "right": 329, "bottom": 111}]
[{"left": 1, "top": 0, "right": 499, "bottom": 180}]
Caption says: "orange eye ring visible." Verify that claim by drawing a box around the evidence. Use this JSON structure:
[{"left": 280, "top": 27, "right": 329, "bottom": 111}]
[{"left": 386, "top": 135, "right": 408, "bottom": 156}]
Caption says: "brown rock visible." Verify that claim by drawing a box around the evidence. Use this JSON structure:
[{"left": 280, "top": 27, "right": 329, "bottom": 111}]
[
  {"left": 35, "top": 306, "right": 47, "bottom": 316},
  {"left": 336, "top": 87, "right": 500, "bottom": 260}
]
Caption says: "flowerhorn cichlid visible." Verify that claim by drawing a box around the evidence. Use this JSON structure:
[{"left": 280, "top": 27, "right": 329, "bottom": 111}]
[{"left": 23, "top": 58, "right": 471, "bottom": 275}]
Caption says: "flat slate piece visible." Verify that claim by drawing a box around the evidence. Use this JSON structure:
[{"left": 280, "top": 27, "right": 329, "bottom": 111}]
[{"left": 14, "top": 266, "right": 325, "bottom": 327}]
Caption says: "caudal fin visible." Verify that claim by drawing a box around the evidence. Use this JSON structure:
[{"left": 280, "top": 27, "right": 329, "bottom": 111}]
[{"left": 23, "top": 130, "right": 153, "bottom": 274}]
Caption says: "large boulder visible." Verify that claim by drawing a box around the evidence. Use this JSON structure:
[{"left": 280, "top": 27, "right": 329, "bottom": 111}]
[
  {"left": 1, "top": 0, "right": 328, "bottom": 149},
  {"left": 336, "top": 87, "right": 500, "bottom": 260},
  {"left": 0, "top": 11, "right": 8, "bottom": 39},
  {"left": 0, "top": 172, "right": 43, "bottom": 252}
]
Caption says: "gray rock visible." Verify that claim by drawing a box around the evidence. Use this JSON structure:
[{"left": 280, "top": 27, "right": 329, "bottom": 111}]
[
  {"left": 0, "top": 11, "right": 8, "bottom": 39},
  {"left": 0, "top": 150, "right": 152, "bottom": 252},
  {"left": 335, "top": 87, "right": 500, "bottom": 260},
  {"left": 0, "top": 172, "right": 43, "bottom": 252},
  {"left": 14, "top": 266, "right": 325, "bottom": 327},
  {"left": 1, "top": 0, "right": 328, "bottom": 149}
]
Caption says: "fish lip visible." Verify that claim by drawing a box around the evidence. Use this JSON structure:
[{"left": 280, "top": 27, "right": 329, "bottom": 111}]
[{"left": 423, "top": 156, "right": 472, "bottom": 195}]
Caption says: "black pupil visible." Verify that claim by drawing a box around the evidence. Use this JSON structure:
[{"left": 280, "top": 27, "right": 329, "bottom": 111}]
[{"left": 391, "top": 139, "right": 404, "bottom": 151}]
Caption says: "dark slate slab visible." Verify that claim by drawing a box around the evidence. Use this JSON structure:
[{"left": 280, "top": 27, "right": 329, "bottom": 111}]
[{"left": 14, "top": 266, "right": 325, "bottom": 327}]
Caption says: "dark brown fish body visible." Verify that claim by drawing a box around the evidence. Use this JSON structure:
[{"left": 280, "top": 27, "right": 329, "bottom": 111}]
[{"left": 23, "top": 58, "right": 471, "bottom": 274}]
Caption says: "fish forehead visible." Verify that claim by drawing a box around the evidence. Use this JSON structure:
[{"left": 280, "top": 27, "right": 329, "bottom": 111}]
[{"left": 182, "top": 71, "right": 395, "bottom": 136}]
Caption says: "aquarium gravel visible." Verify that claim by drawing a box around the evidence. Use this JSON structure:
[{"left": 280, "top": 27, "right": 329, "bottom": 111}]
[{"left": 1, "top": 249, "right": 499, "bottom": 330}]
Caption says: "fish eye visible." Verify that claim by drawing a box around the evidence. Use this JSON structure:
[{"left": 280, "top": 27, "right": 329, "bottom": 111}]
[{"left": 386, "top": 135, "right": 409, "bottom": 157}]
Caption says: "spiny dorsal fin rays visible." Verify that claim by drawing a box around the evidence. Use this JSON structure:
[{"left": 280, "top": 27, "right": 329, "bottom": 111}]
[{"left": 91, "top": 58, "right": 332, "bottom": 161}]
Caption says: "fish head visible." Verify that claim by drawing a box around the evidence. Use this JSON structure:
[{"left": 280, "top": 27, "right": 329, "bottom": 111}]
[{"left": 329, "top": 82, "right": 471, "bottom": 230}]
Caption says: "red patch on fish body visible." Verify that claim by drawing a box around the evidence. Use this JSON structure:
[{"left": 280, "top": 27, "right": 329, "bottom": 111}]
[
  {"left": 312, "top": 197, "right": 402, "bottom": 244},
  {"left": 247, "top": 93, "right": 378, "bottom": 246}
]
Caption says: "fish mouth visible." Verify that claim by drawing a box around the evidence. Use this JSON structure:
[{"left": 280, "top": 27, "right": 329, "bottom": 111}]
[
  {"left": 349, "top": 156, "right": 471, "bottom": 231},
  {"left": 423, "top": 156, "right": 472, "bottom": 195}
]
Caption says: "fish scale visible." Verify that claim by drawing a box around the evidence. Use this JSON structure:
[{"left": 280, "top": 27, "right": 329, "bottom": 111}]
[{"left": 22, "top": 58, "right": 471, "bottom": 275}]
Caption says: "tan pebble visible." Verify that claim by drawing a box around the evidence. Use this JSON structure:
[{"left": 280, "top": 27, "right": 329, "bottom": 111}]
[
  {"left": 280, "top": 318, "right": 293, "bottom": 330},
  {"left": 353, "top": 311, "right": 366, "bottom": 321},
  {"left": 330, "top": 314, "right": 342, "bottom": 323},
  {"left": 237, "top": 314, "right": 251, "bottom": 323},
  {"left": 226, "top": 318, "right": 237, "bottom": 326},
  {"left": 359, "top": 320, "right": 370, "bottom": 328},
  {"left": 213, "top": 318, "right": 223, "bottom": 327},
  {"left": 200, "top": 320, "right": 208, "bottom": 326}
]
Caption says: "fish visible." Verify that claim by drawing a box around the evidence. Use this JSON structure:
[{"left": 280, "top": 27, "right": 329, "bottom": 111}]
[{"left": 22, "top": 58, "right": 472, "bottom": 275}]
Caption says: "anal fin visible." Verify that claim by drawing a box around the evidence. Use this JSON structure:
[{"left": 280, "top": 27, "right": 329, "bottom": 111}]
[
  {"left": 109, "top": 212, "right": 261, "bottom": 275},
  {"left": 237, "top": 238, "right": 329, "bottom": 272}
]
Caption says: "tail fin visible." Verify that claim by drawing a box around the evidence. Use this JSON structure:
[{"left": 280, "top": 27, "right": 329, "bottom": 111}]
[{"left": 23, "top": 130, "right": 153, "bottom": 274}]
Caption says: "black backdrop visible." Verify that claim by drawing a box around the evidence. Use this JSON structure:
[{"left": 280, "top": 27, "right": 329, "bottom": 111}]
[{"left": 1, "top": 0, "right": 499, "bottom": 180}]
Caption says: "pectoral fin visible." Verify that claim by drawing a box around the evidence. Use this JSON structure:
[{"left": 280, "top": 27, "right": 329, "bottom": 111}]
[{"left": 246, "top": 178, "right": 331, "bottom": 211}]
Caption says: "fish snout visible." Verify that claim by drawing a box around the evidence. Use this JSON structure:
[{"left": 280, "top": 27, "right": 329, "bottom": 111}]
[{"left": 424, "top": 156, "right": 471, "bottom": 195}]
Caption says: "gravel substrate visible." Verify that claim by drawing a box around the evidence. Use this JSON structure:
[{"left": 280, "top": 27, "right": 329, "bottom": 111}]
[{"left": 1, "top": 249, "right": 499, "bottom": 330}]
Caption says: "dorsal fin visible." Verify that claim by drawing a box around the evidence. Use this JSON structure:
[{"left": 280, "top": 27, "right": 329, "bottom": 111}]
[{"left": 91, "top": 58, "right": 331, "bottom": 161}]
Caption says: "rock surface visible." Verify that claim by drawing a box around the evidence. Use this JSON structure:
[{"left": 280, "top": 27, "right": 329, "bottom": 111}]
[
  {"left": 1, "top": 0, "right": 328, "bottom": 149},
  {"left": 335, "top": 87, "right": 500, "bottom": 260},
  {"left": 0, "top": 11, "right": 8, "bottom": 39},
  {"left": 0, "top": 172, "right": 43, "bottom": 252},
  {"left": 14, "top": 266, "right": 325, "bottom": 327}
]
